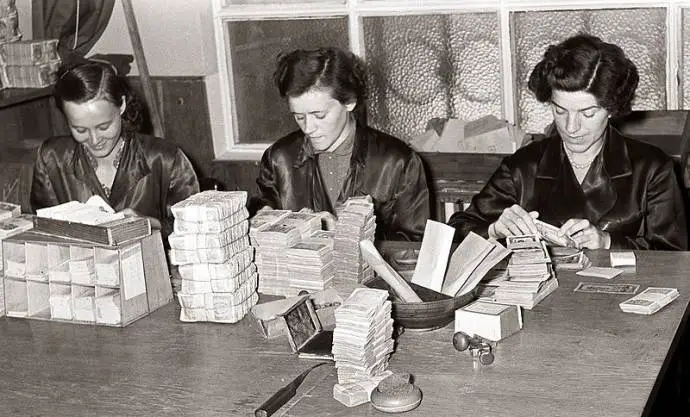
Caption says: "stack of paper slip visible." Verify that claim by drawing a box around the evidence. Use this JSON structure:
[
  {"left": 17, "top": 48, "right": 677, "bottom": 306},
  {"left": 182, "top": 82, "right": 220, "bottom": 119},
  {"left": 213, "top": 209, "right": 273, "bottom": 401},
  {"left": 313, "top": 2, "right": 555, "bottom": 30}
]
[
  {"left": 0, "top": 212, "right": 34, "bottom": 274},
  {"left": 619, "top": 287, "right": 679, "bottom": 315},
  {"left": 333, "top": 370, "right": 392, "bottom": 407},
  {"left": 248, "top": 209, "right": 291, "bottom": 245},
  {"left": 0, "top": 39, "right": 60, "bottom": 88},
  {"left": 169, "top": 191, "right": 257, "bottom": 323},
  {"left": 285, "top": 239, "right": 335, "bottom": 292},
  {"left": 0, "top": 202, "right": 20, "bottom": 220},
  {"left": 333, "top": 288, "right": 394, "bottom": 385},
  {"left": 334, "top": 196, "right": 376, "bottom": 283}
]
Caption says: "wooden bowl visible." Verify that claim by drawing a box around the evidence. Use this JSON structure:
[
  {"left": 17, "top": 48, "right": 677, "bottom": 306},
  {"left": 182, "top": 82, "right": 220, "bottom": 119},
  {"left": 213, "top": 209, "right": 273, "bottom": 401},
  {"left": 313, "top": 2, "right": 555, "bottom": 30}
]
[{"left": 363, "top": 275, "right": 477, "bottom": 331}]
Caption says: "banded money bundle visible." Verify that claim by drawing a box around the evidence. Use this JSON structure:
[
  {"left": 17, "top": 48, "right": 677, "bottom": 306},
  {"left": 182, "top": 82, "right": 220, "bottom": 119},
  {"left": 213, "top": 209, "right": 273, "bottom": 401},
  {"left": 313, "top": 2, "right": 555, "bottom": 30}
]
[
  {"left": 334, "top": 196, "right": 376, "bottom": 283},
  {"left": 0, "top": 39, "right": 60, "bottom": 89},
  {"left": 169, "top": 191, "right": 257, "bottom": 323},
  {"left": 332, "top": 288, "right": 394, "bottom": 386}
]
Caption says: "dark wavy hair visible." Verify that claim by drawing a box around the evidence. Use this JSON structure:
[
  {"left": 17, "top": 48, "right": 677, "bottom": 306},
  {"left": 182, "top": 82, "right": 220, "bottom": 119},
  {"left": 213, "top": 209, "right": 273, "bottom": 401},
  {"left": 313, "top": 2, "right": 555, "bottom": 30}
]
[
  {"left": 528, "top": 33, "right": 639, "bottom": 117},
  {"left": 53, "top": 61, "right": 144, "bottom": 135},
  {"left": 273, "top": 47, "right": 368, "bottom": 125}
]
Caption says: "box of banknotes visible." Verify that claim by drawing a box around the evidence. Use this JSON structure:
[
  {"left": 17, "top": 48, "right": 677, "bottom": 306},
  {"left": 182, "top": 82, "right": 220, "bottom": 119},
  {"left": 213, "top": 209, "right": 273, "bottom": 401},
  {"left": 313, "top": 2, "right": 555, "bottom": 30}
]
[
  {"left": 1, "top": 230, "right": 172, "bottom": 326},
  {"left": 0, "top": 39, "right": 59, "bottom": 66}
]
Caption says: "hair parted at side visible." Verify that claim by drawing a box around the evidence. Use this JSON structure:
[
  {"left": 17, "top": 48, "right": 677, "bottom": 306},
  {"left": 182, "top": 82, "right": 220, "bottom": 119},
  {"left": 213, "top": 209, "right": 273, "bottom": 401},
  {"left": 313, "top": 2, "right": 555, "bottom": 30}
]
[
  {"left": 273, "top": 47, "right": 368, "bottom": 125},
  {"left": 53, "top": 61, "right": 144, "bottom": 134},
  {"left": 527, "top": 33, "right": 639, "bottom": 117}
]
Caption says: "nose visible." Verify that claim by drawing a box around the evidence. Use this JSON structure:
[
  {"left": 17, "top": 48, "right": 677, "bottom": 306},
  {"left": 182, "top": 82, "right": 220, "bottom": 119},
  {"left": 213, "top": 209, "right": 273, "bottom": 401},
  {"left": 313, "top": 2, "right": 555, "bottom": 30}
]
[
  {"left": 302, "top": 115, "right": 317, "bottom": 135},
  {"left": 565, "top": 112, "right": 580, "bottom": 134}
]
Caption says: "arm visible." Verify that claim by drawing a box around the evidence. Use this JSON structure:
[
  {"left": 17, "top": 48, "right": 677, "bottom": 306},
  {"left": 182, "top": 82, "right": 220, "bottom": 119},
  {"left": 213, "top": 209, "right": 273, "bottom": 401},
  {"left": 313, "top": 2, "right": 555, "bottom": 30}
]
[
  {"left": 380, "top": 152, "right": 430, "bottom": 241},
  {"left": 161, "top": 149, "right": 200, "bottom": 235},
  {"left": 447, "top": 161, "right": 521, "bottom": 241},
  {"left": 256, "top": 147, "right": 281, "bottom": 210},
  {"left": 30, "top": 145, "right": 60, "bottom": 213},
  {"left": 609, "top": 160, "right": 687, "bottom": 250}
]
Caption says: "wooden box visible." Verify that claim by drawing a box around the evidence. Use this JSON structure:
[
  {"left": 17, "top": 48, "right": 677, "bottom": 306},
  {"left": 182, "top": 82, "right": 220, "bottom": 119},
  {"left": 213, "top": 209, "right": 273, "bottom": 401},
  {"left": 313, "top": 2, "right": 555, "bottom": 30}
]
[{"left": 0, "top": 230, "right": 172, "bottom": 326}]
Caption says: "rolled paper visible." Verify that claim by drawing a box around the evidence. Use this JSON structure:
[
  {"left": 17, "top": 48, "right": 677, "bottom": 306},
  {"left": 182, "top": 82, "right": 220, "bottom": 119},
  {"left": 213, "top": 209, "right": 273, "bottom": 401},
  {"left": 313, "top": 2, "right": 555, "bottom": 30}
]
[{"left": 359, "top": 240, "right": 422, "bottom": 303}]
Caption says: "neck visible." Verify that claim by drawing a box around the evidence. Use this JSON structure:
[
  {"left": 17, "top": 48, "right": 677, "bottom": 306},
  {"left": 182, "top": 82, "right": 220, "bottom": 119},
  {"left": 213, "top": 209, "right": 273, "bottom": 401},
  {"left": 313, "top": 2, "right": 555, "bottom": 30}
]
[{"left": 325, "top": 116, "right": 355, "bottom": 153}]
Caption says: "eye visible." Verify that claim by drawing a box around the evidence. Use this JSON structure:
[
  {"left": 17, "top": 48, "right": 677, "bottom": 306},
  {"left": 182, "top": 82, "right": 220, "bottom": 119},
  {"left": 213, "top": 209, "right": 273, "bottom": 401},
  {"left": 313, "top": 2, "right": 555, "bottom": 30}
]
[
  {"left": 294, "top": 114, "right": 305, "bottom": 122},
  {"left": 553, "top": 107, "right": 566, "bottom": 115},
  {"left": 314, "top": 113, "right": 326, "bottom": 120},
  {"left": 582, "top": 110, "right": 597, "bottom": 118},
  {"left": 98, "top": 124, "right": 111, "bottom": 131},
  {"left": 74, "top": 127, "right": 87, "bottom": 134}
]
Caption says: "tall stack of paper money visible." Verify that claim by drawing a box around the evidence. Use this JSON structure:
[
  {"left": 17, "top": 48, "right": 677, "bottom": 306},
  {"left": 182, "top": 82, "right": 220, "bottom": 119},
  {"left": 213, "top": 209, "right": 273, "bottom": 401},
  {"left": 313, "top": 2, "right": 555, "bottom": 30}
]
[
  {"left": 0, "top": 202, "right": 33, "bottom": 317},
  {"left": 251, "top": 209, "right": 324, "bottom": 296},
  {"left": 168, "top": 191, "right": 257, "bottom": 323},
  {"left": 490, "top": 235, "right": 558, "bottom": 309},
  {"left": 332, "top": 288, "right": 394, "bottom": 389},
  {"left": 333, "top": 196, "right": 376, "bottom": 283},
  {"left": 0, "top": 39, "right": 60, "bottom": 88}
]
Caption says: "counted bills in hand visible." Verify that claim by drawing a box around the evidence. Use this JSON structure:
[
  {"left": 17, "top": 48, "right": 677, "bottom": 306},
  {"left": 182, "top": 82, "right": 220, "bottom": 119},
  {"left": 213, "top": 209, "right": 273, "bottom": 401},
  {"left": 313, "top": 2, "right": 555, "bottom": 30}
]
[
  {"left": 574, "top": 282, "right": 639, "bottom": 295},
  {"left": 534, "top": 219, "right": 576, "bottom": 248},
  {"left": 619, "top": 287, "right": 679, "bottom": 315}
]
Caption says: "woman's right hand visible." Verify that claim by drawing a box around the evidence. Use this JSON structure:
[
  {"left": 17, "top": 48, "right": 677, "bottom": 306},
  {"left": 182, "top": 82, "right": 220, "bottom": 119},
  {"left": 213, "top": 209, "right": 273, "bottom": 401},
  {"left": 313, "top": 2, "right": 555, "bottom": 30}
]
[{"left": 488, "top": 205, "right": 539, "bottom": 239}]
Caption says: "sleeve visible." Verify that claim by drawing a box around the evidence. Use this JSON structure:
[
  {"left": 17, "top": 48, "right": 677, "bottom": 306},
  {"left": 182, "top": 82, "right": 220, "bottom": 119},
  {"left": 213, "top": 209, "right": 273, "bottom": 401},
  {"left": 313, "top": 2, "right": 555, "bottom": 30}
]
[
  {"left": 163, "top": 149, "right": 200, "bottom": 237},
  {"left": 30, "top": 144, "right": 60, "bottom": 213},
  {"left": 256, "top": 146, "right": 282, "bottom": 210},
  {"left": 380, "top": 152, "right": 431, "bottom": 241},
  {"left": 447, "top": 160, "right": 519, "bottom": 242},
  {"left": 609, "top": 160, "right": 688, "bottom": 250}
]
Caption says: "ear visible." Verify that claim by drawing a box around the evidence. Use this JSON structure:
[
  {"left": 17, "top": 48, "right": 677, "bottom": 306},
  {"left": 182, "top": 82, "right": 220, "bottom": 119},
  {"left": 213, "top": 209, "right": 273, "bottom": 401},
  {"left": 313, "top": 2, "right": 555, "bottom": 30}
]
[
  {"left": 119, "top": 96, "right": 127, "bottom": 115},
  {"left": 345, "top": 100, "right": 356, "bottom": 112}
]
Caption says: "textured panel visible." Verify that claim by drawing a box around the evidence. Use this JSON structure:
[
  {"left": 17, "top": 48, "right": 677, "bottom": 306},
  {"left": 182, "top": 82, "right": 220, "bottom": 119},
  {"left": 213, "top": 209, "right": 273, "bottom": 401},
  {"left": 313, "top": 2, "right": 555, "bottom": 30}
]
[
  {"left": 228, "top": 19, "right": 349, "bottom": 144},
  {"left": 363, "top": 13, "right": 501, "bottom": 142},
  {"left": 224, "top": 0, "right": 340, "bottom": 4},
  {"left": 683, "top": 9, "right": 690, "bottom": 109},
  {"left": 512, "top": 8, "right": 666, "bottom": 134}
]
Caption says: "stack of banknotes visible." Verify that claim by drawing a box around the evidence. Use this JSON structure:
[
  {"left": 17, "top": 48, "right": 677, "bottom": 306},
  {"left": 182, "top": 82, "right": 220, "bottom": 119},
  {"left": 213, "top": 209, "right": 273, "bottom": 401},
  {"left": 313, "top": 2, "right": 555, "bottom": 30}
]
[
  {"left": 0, "top": 39, "right": 60, "bottom": 88},
  {"left": 332, "top": 287, "right": 394, "bottom": 398},
  {"left": 619, "top": 287, "right": 679, "bottom": 315},
  {"left": 169, "top": 191, "right": 257, "bottom": 323},
  {"left": 333, "top": 196, "right": 376, "bottom": 283}
]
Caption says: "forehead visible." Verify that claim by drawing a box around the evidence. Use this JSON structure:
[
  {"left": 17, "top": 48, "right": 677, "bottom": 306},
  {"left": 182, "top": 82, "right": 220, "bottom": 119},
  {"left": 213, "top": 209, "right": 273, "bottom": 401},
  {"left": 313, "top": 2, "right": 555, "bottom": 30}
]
[
  {"left": 287, "top": 87, "right": 339, "bottom": 113},
  {"left": 63, "top": 98, "right": 119, "bottom": 125},
  {"left": 551, "top": 90, "right": 599, "bottom": 110}
]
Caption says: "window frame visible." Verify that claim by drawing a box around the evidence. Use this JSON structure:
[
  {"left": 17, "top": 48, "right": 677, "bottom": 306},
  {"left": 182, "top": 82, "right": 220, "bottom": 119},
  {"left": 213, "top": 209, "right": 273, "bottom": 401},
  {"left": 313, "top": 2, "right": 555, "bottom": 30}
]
[{"left": 212, "top": 0, "right": 684, "bottom": 160}]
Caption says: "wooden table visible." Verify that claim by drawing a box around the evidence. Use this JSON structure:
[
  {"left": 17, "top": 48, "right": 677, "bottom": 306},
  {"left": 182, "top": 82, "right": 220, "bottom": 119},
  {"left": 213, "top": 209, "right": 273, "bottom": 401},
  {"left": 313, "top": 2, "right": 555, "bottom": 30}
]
[{"left": 0, "top": 250, "right": 688, "bottom": 416}]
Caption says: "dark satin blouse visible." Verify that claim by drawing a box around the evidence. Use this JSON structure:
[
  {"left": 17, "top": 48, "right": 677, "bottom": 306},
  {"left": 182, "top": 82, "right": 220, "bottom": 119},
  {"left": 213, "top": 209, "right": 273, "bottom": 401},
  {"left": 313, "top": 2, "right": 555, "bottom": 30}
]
[
  {"left": 448, "top": 126, "right": 688, "bottom": 250},
  {"left": 257, "top": 124, "right": 430, "bottom": 241},
  {"left": 31, "top": 133, "right": 200, "bottom": 239}
]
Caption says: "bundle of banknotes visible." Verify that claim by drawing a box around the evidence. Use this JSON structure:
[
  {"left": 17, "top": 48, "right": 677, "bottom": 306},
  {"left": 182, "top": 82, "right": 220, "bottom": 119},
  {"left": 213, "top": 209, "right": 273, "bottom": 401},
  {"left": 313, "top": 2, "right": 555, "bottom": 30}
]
[
  {"left": 169, "top": 191, "right": 257, "bottom": 323},
  {"left": 332, "top": 288, "right": 394, "bottom": 388},
  {"left": 0, "top": 39, "right": 60, "bottom": 89},
  {"left": 333, "top": 196, "right": 376, "bottom": 283},
  {"left": 619, "top": 287, "right": 679, "bottom": 315}
]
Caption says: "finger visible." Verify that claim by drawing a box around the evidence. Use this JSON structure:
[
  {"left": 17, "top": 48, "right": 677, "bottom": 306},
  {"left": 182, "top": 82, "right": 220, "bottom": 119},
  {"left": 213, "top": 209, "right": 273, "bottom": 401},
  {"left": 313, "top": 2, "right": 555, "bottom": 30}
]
[
  {"left": 560, "top": 218, "right": 587, "bottom": 237},
  {"left": 504, "top": 208, "right": 537, "bottom": 235}
]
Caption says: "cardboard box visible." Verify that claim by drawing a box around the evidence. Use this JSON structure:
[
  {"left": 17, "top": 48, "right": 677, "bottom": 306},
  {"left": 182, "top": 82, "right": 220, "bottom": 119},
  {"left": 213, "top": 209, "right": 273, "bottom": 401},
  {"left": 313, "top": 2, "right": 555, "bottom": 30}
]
[{"left": 455, "top": 300, "right": 522, "bottom": 342}]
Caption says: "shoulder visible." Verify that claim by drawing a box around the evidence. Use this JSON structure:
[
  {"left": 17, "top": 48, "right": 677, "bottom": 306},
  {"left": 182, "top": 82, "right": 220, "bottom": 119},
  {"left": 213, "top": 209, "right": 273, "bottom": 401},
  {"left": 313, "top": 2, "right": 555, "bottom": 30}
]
[
  {"left": 621, "top": 134, "right": 673, "bottom": 165},
  {"left": 361, "top": 126, "right": 419, "bottom": 160},
  {"left": 37, "top": 135, "right": 77, "bottom": 154},
  {"left": 261, "top": 130, "right": 305, "bottom": 165},
  {"left": 501, "top": 135, "right": 554, "bottom": 167},
  {"left": 130, "top": 133, "right": 183, "bottom": 158}
]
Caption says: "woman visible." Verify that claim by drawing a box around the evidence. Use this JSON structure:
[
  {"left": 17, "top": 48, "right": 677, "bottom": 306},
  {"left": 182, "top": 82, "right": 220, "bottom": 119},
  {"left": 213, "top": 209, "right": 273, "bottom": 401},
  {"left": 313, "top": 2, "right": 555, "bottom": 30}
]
[
  {"left": 257, "top": 47, "right": 430, "bottom": 240},
  {"left": 31, "top": 62, "right": 199, "bottom": 239},
  {"left": 448, "top": 34, "right": 687, "bottom": 250}
]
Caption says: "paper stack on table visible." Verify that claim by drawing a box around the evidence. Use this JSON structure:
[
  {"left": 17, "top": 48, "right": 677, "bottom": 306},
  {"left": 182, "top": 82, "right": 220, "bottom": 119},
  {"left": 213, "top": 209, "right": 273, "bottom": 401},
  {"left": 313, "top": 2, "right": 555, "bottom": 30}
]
[
  {"left": 619, "top": 287, "right": 679, "bottom": 315},
  {"left": 488, "top": 235, "right": 558, "bottom": 309},
  {"left": 251, "top": 209, "right": 324, "bottom": 296},
  {"left": 169, "top": 191, "right": 258, "bottom": 323},
  {"left": 333, "top": 196, "right": 376, "bottom": 283},
  {"left": 332, "top": 288, "right": 394, "bottom": 396}
]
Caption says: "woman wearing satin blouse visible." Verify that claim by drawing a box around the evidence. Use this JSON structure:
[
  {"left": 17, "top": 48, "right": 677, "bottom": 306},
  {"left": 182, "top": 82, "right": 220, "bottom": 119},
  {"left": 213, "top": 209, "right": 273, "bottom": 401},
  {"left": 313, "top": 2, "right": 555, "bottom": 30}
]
[
  {"left": 31, "top": 62, "right": 199, "bottom": 239},
  {"left": 448, "top": 33, "right": 687, "bottom": 250}
]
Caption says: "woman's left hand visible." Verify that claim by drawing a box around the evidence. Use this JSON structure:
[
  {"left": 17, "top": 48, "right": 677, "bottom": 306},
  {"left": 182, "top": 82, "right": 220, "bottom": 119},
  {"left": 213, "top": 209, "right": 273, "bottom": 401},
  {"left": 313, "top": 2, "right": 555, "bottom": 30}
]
[
  {"left": 119, "top": 208, "right": 162, "bottom": 230},
  {"left": 559, "top": 218, "right": 610, "bottom": 249}
]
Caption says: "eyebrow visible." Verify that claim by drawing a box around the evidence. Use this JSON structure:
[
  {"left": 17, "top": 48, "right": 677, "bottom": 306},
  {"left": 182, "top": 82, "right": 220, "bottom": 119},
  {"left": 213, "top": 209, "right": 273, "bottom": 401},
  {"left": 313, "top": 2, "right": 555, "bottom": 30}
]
[
  {"left": 71, "top": 121, "right": 112, "bottom": 129},
  {"left": 291, "top": 110, "right": 327, "bottom": 115},
  {"left": 551, "top": 101, "right": 600, "bottom": 112}
]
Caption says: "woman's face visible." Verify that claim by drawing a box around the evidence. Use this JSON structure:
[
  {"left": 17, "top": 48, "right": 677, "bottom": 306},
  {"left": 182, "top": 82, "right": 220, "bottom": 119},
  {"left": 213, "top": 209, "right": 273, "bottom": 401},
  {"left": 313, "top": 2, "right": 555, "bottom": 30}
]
[
  {"left": 287, "top": 87, "right": 355, "bottom": 152},
  {"left": 550, "top": 89, "right": 610, "bottom": 154},
  {"left": 63, "top": 98, "right": 125, "bottom": 159}
]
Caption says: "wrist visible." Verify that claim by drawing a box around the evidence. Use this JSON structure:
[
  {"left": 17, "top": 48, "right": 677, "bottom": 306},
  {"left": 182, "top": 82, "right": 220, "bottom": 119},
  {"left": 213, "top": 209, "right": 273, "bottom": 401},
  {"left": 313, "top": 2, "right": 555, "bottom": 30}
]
[{"left": 488, "top": 222, "right": 498, "bottom": 239}]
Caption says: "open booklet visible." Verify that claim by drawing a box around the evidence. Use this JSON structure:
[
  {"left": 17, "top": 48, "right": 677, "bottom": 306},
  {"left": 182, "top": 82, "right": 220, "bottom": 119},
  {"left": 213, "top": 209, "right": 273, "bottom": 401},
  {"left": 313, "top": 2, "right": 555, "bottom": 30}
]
[{"left": 36, "top": 196, "right": 124, "bottom": 226}]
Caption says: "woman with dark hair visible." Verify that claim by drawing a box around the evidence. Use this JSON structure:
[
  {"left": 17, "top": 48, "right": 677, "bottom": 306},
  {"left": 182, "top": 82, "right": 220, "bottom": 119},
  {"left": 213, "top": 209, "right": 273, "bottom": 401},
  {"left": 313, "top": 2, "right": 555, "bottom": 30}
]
[
  {"left": 257, "top": 47, "right": 430, "bottom": 240},
  {"left": 31, "top": 62, "right": 199, "bottom": 238},
  {"left": 448, "top": 33, "right": 687, "bottom": 250}
]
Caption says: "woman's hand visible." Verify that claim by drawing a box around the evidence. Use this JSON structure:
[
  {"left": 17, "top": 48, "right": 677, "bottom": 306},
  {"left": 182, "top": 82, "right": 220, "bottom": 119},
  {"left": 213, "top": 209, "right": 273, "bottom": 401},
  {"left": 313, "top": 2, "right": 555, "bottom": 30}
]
[
  {"left": 559, "top": 218, "right": 611, "bottom": 249},
  {"left": 119, "top": 208, "right": 162, "bottom": 230},
  {"left": 488, "top": 205, "right": 539, "bottom": 239}
]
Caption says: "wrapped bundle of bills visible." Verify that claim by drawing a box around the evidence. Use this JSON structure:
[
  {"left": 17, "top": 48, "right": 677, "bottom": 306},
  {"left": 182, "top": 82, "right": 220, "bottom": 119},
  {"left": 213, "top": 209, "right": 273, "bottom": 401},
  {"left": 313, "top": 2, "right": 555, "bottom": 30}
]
[
  {"left": 0, "top": 201, "right": 20, "bottom": 221},
  {"left": 333, "top": 196, "right": 376, "bottom": 283},
  {"left": 170, "top": 191, "right": 257, "bottom": 323},
  {"left": 248, "top": 209, "right": 290, "bottom": 245},
  {"left": 285, "top": 239, "right": 335, "bottom": 292},
  {"left": 1, "top": 60, "right": 60, "bottom": 88},
  {"left": 619, "top": 287, "right": 679, "bottom": 315},
  {"left": 0, "top": 1, "right": 21, "bottom": 45},
  {"left": 332, "top": 288, "right": 394, "bottom": 385},
  {"left": 0, "top": 212, "right": 33, "bottom": 273},
  {"left": 280, "top": 212, "right": 322, "bottom": 240},
  {"left": 506, "top": 235, "right": 553, "bottom": 282},
  {"left": 170, "top": 190, "right": 247, "bottom": 222},
  {"left": 333, "top": 370, "right": 392, "bottom": 407},
  {"left": 0, "top": 39, "right": 58, "bottom": 66}
]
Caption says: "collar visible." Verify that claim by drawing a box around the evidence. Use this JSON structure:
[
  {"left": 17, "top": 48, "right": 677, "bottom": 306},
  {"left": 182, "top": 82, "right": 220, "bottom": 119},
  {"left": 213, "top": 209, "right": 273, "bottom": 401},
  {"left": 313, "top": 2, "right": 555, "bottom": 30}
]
[
  {"left": 294, "top": 123, "right": 368, "bottom": 168},
  {"left": 536, "top": 124, "right": 632, "bottom": 179}
]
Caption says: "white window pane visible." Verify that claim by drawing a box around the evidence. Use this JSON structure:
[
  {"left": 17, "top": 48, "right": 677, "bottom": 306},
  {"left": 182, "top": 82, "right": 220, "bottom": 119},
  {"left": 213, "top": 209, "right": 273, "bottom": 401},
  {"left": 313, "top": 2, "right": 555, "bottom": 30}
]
[
  {"left": 227, "top": 18, "right": 349, "bottom": 144},
  {"left": 362, "top": 13, "right": 502, "bottom": 142},
  {"left": 512, "top": 8, "right": 667, "bottom": 134}
]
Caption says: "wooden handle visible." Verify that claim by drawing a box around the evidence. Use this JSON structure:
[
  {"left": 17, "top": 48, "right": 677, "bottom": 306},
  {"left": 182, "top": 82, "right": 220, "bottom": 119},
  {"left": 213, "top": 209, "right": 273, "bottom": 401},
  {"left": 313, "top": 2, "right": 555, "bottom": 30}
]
[{"left": 254, "top": 384, "right": 296, "bottom": 417}]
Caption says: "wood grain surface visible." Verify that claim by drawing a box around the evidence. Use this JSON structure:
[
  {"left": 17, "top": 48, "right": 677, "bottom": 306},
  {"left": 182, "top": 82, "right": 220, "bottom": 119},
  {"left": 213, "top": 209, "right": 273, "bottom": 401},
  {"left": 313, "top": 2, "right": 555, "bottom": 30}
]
[{"left": 0, "top": 249, "right": 688, "bottom": 416}]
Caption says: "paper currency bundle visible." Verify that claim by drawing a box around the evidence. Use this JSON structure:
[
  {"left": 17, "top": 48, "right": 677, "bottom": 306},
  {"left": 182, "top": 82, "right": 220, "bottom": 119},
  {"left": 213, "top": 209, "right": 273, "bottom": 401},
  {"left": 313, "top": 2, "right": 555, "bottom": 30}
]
[
  {"left": 332, "top": 288, "right": 394, "bottom": 387},
  {"left": 0, "top": 39, "right": 60, "bottom": 89},
  {"left": 333, "top": 196, "right": 376, "bottom": 283},
  {"left": 250, "top": 209, "right": 328, "bottom": 297},
  {"left": 169, "top": 191, "right": 257, "bottom": 323}
]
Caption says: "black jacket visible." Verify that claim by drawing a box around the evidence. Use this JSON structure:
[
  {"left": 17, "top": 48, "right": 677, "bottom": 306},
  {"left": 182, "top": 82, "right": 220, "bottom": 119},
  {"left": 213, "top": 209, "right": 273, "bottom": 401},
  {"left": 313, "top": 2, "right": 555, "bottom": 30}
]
[
  {"left": 31, "top": 133, "right": 200, "bottom": 239},
  {"left": 257, "top": 125, "right": 430, "bottom": 241},
  {"left": 448, "top": 126, "right": 688, "bottom": 250}
]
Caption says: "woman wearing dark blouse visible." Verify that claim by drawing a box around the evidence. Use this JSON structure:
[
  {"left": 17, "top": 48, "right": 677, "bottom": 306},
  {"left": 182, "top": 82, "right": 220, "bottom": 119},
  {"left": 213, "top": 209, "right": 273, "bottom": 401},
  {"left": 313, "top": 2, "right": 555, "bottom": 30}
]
[{"left": 31, "top": 62, "right": 199, "bottom": 238}]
